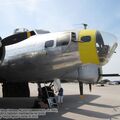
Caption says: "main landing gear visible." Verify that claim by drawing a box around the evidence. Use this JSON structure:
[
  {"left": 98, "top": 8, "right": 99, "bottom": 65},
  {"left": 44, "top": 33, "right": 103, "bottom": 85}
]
[{"left": 2, "top": 82, "right": 30, "bottom": 97}]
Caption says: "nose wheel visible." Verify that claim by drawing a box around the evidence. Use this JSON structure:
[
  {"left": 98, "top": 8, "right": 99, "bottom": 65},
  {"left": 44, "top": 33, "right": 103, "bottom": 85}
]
[
  {"left": 79, "top": 81, "right": 83, "bottom": 96},
  {"left": 78, "top": 81, "right": 92, "bottom": 99}
]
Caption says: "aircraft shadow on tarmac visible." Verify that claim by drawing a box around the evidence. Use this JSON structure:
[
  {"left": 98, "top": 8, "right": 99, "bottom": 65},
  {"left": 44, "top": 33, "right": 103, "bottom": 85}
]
[
  {"left": 40, "top": 94, "right": 120, "bottom": 120},
  {"left": 0, "top": 95, "right": 120, "bottom": 120}
]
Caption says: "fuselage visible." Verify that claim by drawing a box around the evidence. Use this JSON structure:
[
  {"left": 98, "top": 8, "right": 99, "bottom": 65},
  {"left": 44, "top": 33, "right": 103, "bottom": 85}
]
[
  {"left": 0, "top": 32, "right": 80, "bottom": 82},
  {"left": 0, "top": 30, "right": 118, "bottom": 83}
]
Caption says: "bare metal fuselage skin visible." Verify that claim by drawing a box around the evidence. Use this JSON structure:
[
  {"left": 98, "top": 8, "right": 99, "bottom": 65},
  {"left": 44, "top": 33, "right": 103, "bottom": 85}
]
[
  {"left": 0, "top": 30, "right": 117, "bottom": 83},
  {"left": 0, "top": 32, "right": 80, "bottom": 82}
]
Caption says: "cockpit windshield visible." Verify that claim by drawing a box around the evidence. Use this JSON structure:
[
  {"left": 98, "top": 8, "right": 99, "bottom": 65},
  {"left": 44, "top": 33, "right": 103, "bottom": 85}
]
[{"left": 96, "top": 31, "right": 118, "bottom": 65}]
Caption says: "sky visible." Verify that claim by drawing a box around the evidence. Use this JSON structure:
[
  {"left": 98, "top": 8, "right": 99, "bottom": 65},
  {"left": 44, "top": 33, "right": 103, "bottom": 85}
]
[{"left": 0, "top": 0, "right": 120, "bottom": 80}]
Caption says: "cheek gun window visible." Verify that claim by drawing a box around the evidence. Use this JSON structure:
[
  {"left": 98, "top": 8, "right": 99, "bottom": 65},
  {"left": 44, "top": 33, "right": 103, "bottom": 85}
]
[{"left": 45, "top": 40, "right": 54, "bottom": 48}]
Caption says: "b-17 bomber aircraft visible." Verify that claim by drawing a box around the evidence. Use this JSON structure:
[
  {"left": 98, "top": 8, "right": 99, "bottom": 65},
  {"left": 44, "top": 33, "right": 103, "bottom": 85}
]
[{"left": 0, "top": 28, "right": 118, "bottom": 98}]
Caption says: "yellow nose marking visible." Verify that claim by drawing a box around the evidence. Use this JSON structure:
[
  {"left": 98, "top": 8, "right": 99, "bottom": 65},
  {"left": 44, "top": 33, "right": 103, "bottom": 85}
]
[
  {"left": 78, "top": 30, "right": 99, "bottom": 64},
  {"left": 27, "top": 32, "right": 31, "bottom": 38}
]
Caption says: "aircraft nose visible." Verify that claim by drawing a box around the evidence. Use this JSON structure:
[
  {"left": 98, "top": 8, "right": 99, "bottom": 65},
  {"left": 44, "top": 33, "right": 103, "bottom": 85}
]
[
  {"left": 96, "top": 31, "right": 118, "bottom": 65},
  {"left": 77, "top": 30, "right": 118, "bottom": 66}
]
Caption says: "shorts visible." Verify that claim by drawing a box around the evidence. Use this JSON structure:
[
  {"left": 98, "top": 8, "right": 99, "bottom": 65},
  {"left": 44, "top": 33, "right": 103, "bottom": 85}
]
[{"left": 58, "top": 95, "right": 63, "bottom": 103}]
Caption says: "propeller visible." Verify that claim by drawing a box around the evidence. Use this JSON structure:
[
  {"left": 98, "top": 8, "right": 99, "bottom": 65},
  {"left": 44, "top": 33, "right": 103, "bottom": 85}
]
[{"left": 82, "top": 23, "right": 88, "bottom": 29}]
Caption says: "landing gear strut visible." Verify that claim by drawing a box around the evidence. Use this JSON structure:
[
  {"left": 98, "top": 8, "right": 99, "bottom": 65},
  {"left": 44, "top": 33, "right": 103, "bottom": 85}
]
[
  {"left": 2, "top": 82, "right": 30, "bottom": 97},
  {"left": 79, "top": 81, "right": 83, "bottom": 96}
]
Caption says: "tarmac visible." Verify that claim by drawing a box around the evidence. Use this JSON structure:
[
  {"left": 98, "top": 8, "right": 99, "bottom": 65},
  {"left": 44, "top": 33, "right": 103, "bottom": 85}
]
[{"left": 0, "top": 83, "right": 120, "bottom": 120}]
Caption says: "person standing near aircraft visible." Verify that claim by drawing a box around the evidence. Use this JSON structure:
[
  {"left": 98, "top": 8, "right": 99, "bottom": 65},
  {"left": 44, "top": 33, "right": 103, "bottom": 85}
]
[{"left": 58, "top": 87, "right": 64, "bottom": 107}]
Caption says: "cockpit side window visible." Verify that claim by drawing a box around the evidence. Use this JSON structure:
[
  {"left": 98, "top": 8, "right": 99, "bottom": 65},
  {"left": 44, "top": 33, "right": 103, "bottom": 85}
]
[
  {"left": 45, "top": 40, "right": 54, "bottom": 48},
  {"left": 56, "top": 33, "right": 70, "bottom": 46}
]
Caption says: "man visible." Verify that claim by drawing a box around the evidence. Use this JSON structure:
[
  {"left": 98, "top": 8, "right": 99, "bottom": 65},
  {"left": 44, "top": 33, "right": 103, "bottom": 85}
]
[{"left": 58, "top": 87, "right": 64, "bottom": 107}]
